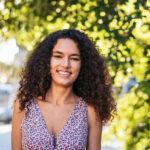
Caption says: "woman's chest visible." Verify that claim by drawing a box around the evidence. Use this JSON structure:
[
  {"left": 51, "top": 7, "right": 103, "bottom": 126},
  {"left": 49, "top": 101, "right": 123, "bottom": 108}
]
[{"left": 41, "top": 104, "right": 77, "bottom": 136}]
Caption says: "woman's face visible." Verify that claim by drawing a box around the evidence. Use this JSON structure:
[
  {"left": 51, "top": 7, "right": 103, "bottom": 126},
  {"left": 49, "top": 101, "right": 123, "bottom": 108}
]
[{"left": 50, "top": 38, "right": 81, "bottom": 88}]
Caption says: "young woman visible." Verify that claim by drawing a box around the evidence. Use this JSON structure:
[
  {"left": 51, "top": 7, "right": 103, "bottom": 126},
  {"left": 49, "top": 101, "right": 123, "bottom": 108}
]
[{"left": 12, "top": 29, "right": 116, "bottom": 150}]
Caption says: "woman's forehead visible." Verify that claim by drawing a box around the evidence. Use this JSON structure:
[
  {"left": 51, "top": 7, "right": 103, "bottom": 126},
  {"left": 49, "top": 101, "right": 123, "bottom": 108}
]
[{"left": 52, "top": 38, "right": 80, "bottom": 55}]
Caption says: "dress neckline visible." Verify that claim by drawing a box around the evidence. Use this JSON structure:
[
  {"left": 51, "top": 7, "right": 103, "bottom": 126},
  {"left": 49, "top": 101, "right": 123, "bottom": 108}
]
[{"left": 34, "top": 97, "right": 81, "bottom": 139}]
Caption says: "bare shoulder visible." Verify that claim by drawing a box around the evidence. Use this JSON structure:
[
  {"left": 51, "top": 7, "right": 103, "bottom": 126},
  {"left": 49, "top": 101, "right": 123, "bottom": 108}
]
[
  {"left": 12, "top": 100, "right": 25, "bottom": 150},
  {"left": 87, "top": 104, "right": 102, "bottom": 149},
  {"left": 12, "top": 100, "right": 25, "bottom": 120},
  {"left": 87, "top": 104, "right": 102, "bottom": 127},
  {"left": 13, "top": 100, "right": 20, "bottom": 110}
]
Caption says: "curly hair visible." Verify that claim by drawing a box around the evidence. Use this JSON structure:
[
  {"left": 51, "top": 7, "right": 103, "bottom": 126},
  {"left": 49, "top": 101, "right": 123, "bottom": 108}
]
[{"left": 17, "top": 29, "right": 116, "bottom": 124}]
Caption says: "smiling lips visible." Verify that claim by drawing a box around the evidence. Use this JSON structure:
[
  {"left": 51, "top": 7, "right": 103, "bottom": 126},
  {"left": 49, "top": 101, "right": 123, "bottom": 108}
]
[{"left": 56, "top": 70, "right": 72, "bottom": 77}]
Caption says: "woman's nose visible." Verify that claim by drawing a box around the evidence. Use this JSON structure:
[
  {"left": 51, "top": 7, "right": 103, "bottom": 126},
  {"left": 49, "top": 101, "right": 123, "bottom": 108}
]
[{"left": 61, "top": 58, "right": 70, "bottom": 68}]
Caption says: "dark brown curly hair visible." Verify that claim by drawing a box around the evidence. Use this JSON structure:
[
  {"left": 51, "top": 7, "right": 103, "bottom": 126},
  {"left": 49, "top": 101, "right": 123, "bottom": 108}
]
[{"left": 17, "top": 29, "right": 116, "bottom": 124}]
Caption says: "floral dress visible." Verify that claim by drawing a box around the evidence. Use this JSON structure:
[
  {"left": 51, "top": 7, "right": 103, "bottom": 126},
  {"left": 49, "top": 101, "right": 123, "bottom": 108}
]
[{"left": 21, "top": 97, "right": 88, "bottom": 150}]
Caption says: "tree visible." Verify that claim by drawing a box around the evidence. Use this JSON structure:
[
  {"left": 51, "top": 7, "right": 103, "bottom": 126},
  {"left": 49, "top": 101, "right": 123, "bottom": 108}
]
[{"left": 0, "top": 0, "right": 149, "bottom": 149}]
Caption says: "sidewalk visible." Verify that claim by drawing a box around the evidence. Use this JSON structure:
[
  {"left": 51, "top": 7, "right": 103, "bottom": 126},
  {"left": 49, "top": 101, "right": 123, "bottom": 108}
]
[{"left": 0, "top": 123, "right": 11, "bottom": 150}]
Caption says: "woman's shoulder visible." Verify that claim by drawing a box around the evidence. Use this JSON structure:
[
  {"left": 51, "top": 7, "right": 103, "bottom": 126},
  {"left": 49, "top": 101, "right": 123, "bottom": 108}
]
[
  {"left": 79, "top": 98, "right": 101, "bottom": 124},
  {"left": 87, "top": 104, "right": 101, "bottom": 127},
  {"left": 12, "top": 100, "right": 26, "bottom": 128},
  {"left": 12, "top": 100, "right": 25, "bottom": 116}
]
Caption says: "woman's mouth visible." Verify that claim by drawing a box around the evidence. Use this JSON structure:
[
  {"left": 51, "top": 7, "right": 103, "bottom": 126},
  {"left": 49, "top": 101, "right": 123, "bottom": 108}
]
[{"left": 56, "top": 70, "right": 71, "bottom": 77}]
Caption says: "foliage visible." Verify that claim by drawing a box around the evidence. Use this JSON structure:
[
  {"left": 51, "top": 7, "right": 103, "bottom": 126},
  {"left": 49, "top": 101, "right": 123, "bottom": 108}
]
[
  {"left": 0, "top": 0, "right": 149, "bottom": 149},
  {"left": 109, "top": 80, "right": 150, "bottom": 149}
]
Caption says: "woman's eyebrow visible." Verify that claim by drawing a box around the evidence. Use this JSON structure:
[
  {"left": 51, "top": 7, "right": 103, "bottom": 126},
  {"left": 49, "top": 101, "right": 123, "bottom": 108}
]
[
  {"left": 71, "top": 54, "right": 80, "bottom": 57},
  {"left": 53, "top": 51, "right": 62, "bottom": 54}
]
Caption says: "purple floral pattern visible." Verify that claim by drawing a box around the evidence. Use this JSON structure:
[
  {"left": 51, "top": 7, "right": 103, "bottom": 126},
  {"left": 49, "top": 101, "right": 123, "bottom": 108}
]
[{"left": 21, "top": 97, "right": 88, "bottom": 150}]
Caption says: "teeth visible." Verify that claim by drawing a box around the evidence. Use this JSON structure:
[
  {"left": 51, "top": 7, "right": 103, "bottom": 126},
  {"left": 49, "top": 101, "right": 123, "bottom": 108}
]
[{"left": 58, "top": 71, "right": 70, "bottom": 75}]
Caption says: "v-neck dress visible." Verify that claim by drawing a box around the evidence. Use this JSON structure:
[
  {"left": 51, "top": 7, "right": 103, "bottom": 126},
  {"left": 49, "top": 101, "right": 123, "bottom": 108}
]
[{"left": 21, "top": 98, "right": 88, "bottom": 150}]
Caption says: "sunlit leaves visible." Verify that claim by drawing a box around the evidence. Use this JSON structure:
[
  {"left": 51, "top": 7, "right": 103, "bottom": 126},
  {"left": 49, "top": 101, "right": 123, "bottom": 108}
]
[
  {"left": 107, "top": 81, "right": 149, "bottom": 149},
  {"left": 0, "top": 0, "right": 149, "bottom": 149}
]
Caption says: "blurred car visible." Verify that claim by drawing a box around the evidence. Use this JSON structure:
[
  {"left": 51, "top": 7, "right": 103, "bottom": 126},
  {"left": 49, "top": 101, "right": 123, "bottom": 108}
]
[{"left": 0, "top": 83, "right": 14, "bottom": 123}]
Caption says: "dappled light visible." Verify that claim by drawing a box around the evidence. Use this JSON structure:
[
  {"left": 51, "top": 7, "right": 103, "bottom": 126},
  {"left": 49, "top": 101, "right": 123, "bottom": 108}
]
[{"left": 0, "top": 0, "right": 149, "bottom": 149}]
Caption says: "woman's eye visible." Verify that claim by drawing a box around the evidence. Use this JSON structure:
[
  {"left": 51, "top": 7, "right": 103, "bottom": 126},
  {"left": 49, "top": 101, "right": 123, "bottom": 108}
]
[
  {"left": 53, "top": 55, "right": 61, "bottom": 58},
  {"left": 71, "top": 58, "right": 80, "bottom": 61}
]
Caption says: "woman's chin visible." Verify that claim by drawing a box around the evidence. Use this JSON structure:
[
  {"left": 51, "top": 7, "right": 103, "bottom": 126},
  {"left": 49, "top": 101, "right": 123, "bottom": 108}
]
[{"left": 52, "top": 80, "right": 74, "bottom": 88}]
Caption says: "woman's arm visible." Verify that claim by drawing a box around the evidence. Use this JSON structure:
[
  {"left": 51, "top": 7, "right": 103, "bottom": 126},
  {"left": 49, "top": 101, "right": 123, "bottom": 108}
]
[
  {"left": 87, "top": 105, "right": 102, "bottom": 150},
  {"left": 11, "top": 100, "right": 25, "bottom": 150}
]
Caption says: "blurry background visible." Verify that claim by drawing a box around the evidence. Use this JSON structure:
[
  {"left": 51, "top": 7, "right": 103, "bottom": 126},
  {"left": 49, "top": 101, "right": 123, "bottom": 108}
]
[{"left": 0, "top": 0, "right": 149, "bottom": 150}]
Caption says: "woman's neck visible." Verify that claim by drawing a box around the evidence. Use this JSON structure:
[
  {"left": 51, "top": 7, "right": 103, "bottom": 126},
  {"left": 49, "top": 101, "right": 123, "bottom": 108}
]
[{"left": 45, "top": 85, "right": 76, "bottom": 105}]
